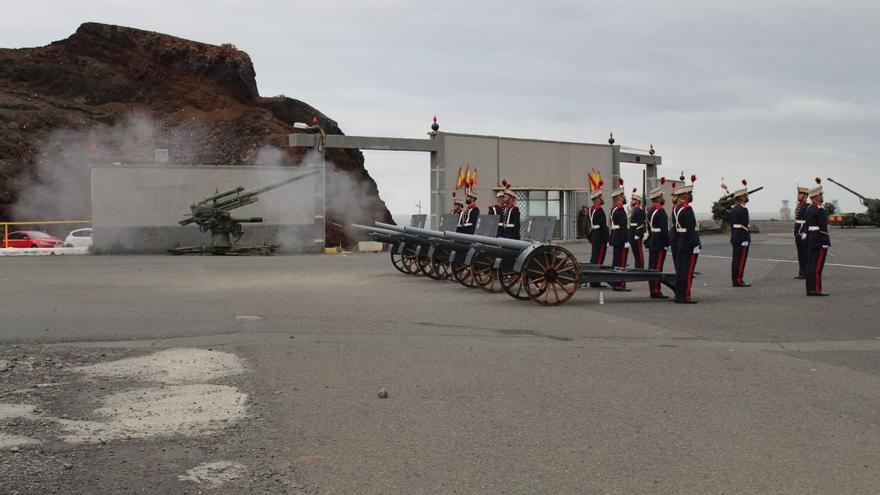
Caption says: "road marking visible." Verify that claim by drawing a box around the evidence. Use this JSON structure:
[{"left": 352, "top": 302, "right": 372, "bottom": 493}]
[{"left": 701, "top": 254, "right": 880, "bottom": 270}]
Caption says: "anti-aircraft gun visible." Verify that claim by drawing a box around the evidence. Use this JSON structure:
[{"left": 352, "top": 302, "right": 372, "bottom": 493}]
[
  {"left": 169, "top": 168, "right": 321, "bottom": 255},
  {"left": 711, "top": 183, "right": 764, "bottom": 231},
  {"left": 826, "top": 178, "right": 880, "bottom": 227}
]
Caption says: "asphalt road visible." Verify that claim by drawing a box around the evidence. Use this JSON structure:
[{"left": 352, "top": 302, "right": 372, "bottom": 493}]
[{"left": 2, "top": 225, "right": 880, "bottom": 493}]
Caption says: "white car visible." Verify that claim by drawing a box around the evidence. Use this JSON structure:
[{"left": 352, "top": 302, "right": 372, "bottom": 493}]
[{"left": 64, "top": 228, "right": 93, "bottom": 248}]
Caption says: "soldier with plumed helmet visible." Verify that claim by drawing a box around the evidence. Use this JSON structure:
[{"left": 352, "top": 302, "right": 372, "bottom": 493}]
[
  {"left": 804, "top": 178, "right": 830, "bottom": 296},
  {"left": 730, "top": 179, "right": 752, "bottom": 287},
  {"left": 608, "top": 178, "right": 631, "bottom": 291},
  {"left": 628, "top": 187, "right": 646, "bottom": 270},
  {"left": 646, "top": 177, "right": 670, "bottom": 299},
  {"left": 498, "top": 180, "right": 521, "bottom": 240},
  {"left": 587, "top": 183, "right": 609, "bottom": 287},
  {"left": 672, "top": 175, "right": 701, "bottom": 303},
  {"left": 793, "top": 183, "right": 811, "bottom": 279}
]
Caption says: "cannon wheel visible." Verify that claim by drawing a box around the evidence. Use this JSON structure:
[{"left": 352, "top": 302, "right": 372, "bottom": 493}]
[
  {"left": 472, "top": 253, "right": 503, "bottom": 293},
  {"left": 499, "top": 270, "right": 531, "bottom": 300},
  {"left": 400, "top": 245, "right": 420, "bottom": 275},
  {"left": 415, "top": 256, "right": 433, "bottom": 277},
  {"left": 427, "top": 248, "right": 451, "bottom": 280},
  {"left": 451, "top": 261, "right": 477, "bottom": 288},
  {"left": 521, "top": 245, "right": 581, "bottom": 306},
  {"left": 390, "top": 248, "right": 407, "bottom": 274}
]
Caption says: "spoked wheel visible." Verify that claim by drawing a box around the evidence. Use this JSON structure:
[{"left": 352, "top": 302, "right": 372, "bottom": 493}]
[
  {"left": 415, "top": 256, "right": 432, "bottom": 277},
  {"left": 499, "top": 270, "right": 531, "bottom": 300},
  {"left": 451, "top": 261, "right": 477, "bottom": 288},
  {"left": 390, "top": 248, "right": 407, "bottom": 273},
  {"left": 472, "top": 253, "right": 503, "bottom": 293},
  {"left": 427, "top": 248, "right": 452, "bottom": 280},
  {"left": 521, "top": 245, "right": 582, "bottom": 306},
  {"left": 400, "top": 245, "right": 420, "bottom": 274}
]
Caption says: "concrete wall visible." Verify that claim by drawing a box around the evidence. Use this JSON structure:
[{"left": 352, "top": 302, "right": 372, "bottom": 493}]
[
  {"left": 432, "top": 133, "right": 614, "bottom": 226},
  {"left": 91, "top": 165, "right": 323, "bottom": 253}
]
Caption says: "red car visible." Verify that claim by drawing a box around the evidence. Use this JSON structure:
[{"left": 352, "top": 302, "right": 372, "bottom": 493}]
[{"left": 3, "top": 230, "right": 65, "bottom": 248}]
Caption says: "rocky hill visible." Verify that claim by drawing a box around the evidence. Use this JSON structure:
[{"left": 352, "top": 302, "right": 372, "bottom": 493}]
[{"left": 0, "top": 22, "right": 391, "bottom": 245}]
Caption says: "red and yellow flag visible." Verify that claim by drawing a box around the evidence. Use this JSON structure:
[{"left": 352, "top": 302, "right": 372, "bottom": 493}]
[
  {"left": 588, "top": 168, "right": 603, "bottom": 192},
  {"left": 455, "top": 166, "right": 464, "bottom": 189}
]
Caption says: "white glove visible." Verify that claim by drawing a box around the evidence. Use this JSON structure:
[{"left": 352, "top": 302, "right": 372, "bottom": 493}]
[
  {"left": 800, "top": 233, "right": 806, "bottom": 240},
  {"left": 624, "top": 242, "right": 631, "bottom": 249},
  {"left": 822, "top": 245, "right": 829, "bottom": 249},
  {"left": 741, "top": 241, "right": 749, "bottom": 247},
  {"left": 693, "top": 246, "right": 701, "bottom": 254}
]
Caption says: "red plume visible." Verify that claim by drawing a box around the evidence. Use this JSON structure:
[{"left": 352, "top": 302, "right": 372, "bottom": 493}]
[
  {"left": 452, "top": 191, "right": 457, "bottom": 198},
  {"left": 502, "top": 179, "right": 509, "bottom": 188},
  {"left": 632, "top": 187, "right": 637, "bottom": 194},
  {"left": 815, "top": 177, "right": 821, "bottom": 184},
  {"left": 691, "top": 174, "right": 697, "bottom": 183},
  {"left": 660, "top": 177, "right": 666, "bottom": 185},
  {"left": 741, "top": 179, "right": 747, "bottom": 187},
  {"left": 618, "top": 178, "right": 624, "bottom": 186},
  {"left": 721, "top": 183, "right": 729, "bottom": 191},
  {"left": 598, "top": 180, "right": 604, "bottom": 188}
]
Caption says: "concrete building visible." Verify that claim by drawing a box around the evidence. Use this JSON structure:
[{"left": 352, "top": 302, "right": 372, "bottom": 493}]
[{"left": 290, "top": 127, "right": 665, "bottom": 239}]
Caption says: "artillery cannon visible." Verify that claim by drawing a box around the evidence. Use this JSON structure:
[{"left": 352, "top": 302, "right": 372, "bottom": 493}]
[
  {"left": 711, "top": 186, "right": 764, "bottom": 230},
  {"left": 826, "top": 178, "right": 880, "bottom": 227},
  {"left": 169, "top": 168, "right": 321, "bottom": 255},
  {"left": 354, "top": 219, "right": 678, "bottom": 306}
]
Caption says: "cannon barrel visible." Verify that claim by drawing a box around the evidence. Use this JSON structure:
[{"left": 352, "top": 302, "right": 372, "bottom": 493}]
[
  {"left": 374, "top": 222, "right": 407, "bottom": 233},
  {"left": 719, "top": 186, "right": 764, "bottom": 202},
  {"left": 207, "top": 169, "right": 321, "bottom": 209},
  {"left": 827, "top": 178, "right": 869, "bottom": 203},
  {"left": 442, "top": 230, "right": 534, "bottom": 251},
  {"left": 403, "top": 225, "right": 451, "bottom": 238},
  {"left": 350, "top": 223, "right": 402, "bottom": 237},
  {"left": 199, "top": 186, "right": 246, "bottom": 205}
]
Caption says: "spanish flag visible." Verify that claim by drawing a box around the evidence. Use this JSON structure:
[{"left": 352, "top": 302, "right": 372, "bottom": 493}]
[
  {"left": 456, "top": 166, "right": 465, "bottom": 189},
  {"left": 588, "top": 168, "right": 603, "bottom": 192}
]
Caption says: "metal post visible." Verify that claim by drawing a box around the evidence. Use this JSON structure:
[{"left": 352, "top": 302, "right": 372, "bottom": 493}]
[{"left": 3, "top": 223, "right": 6, "bottom": 248}]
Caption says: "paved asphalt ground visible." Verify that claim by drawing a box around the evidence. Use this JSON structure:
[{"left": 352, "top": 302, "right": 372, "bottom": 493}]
[{"left": 2, "top": 224, "right": 880, "bottom": 494}]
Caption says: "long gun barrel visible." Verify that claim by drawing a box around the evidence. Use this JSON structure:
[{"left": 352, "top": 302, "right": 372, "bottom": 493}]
[
  {"left": 719, "top": 186, "right": 764, "bottom": 202},
  {"left": 826, "top": 178, "right": 868, "bottom": 203},
  {"left": 199, "top": 186, "right": 245, "bottom": 205}
]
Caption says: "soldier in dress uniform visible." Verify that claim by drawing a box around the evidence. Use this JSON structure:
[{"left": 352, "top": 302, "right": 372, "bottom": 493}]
[
  {"left": 793, "top": 184, "right": 810, "bottom": 279},
  {"left": 628, "top": 187, "right": 646, "bottom": 270},
  {"left": 459, "top": 189, "right": 480, "bottom": 235},
  {"left": 646, "top": 178, "right": 670, "bottom": 299},
  {"left": 587, "top": 186, "right": 609, "bottom": 287},
  {"left": 730, "top": 180, "right": 752, "bottom": 287},
  {"left": 804, "top": 178, "right": 830, "bottom": 296},
  {"left": 451, "top": 192, "right": 466, "bottom": 233},
  {"left": 498, "top": 183, "right": 521, "bottom": 239},
  {"left": 609, "top": 179, "right": 630, "bottom": 291},
  {"left": 673, "top": 176, "right": 701, "bottom": 304},
  {"left": 669, "top": 180, "right": 683, "bottom": 271}
]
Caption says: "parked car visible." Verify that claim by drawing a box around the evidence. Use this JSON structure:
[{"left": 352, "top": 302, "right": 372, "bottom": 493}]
[
  {"left": 3, "top": 230, "right": 65, "bottom": 248},
  {"left": 64, "top": 228, "right": 93, "bottom": 248}
]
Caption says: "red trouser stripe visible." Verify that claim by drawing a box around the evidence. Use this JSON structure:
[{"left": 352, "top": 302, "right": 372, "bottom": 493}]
[
  {"left": 685, "top": 253, "right": 698, "bottom": 300},
  {"left": 650, "top": 250, "right": 666, "bottom": 295},
  {"left": 815, "top": 248, "right": 825, "bottom": 292},
  {"left": 737, "top": 245, "right": 748, "bottom": 283}
]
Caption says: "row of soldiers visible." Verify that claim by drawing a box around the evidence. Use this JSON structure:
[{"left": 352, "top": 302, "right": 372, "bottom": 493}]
[
  {"left": 584, "top": 176, "right": 832, "bottom": 301},
  {"left": 449, "top": 183, "right": 521, "bottom": 239},
  {"left": 585, "top": 178, "right": 701, "bottom": 303}
]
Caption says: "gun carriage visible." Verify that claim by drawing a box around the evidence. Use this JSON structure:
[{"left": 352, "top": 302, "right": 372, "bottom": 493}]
[
  {"left": 826, "top": 178, "right": 880, "bottom": 227},
  {"left": 354, "top": 216, "right": 678, "bottom": 306}
]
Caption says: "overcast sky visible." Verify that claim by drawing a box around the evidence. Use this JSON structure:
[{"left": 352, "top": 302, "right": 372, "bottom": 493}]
[{"left": 5, "top": 1, "right": 879, "bottom": 215}]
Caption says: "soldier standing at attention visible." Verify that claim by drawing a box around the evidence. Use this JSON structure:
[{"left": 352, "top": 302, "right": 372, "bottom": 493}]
[
  {"left": 587, "top": 186, "right": 608, "bottom": 287},
  {"left": 730, "top": 180, "right": 752, "bottom": 287},
  {"left": 498, "top": 183, "right": 521, "bottom": 239},
  {"left": 628, "top": 187, "right": 646, "bottom": 269},
  {"left": 646, "top": 178, "right": 670, "bottom": 299},
  {"left": 460, "top": 189, "right": 480, "bottom": 235},
  {"left": 451, "top": 192, "right": 466, "bottom": 233},
  {"left": 609, "top": 179, "right": 631, "bottom": 291},
  {"left": 669, "top": 180, "right": 683, "bottom": 271},
  {"left": 793, "top": 185, "right": 810, "bottom": 279},
  {"left": 673, "top": 176, "right": 701, "bottom": 304},
  {"left": 805, "top": 178, "right": 830, "bottom": 296}
]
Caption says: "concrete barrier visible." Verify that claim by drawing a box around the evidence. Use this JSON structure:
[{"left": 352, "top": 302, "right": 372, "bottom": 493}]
[{"left": 358, "top": 241, "right": 384, "bottom": 253}]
